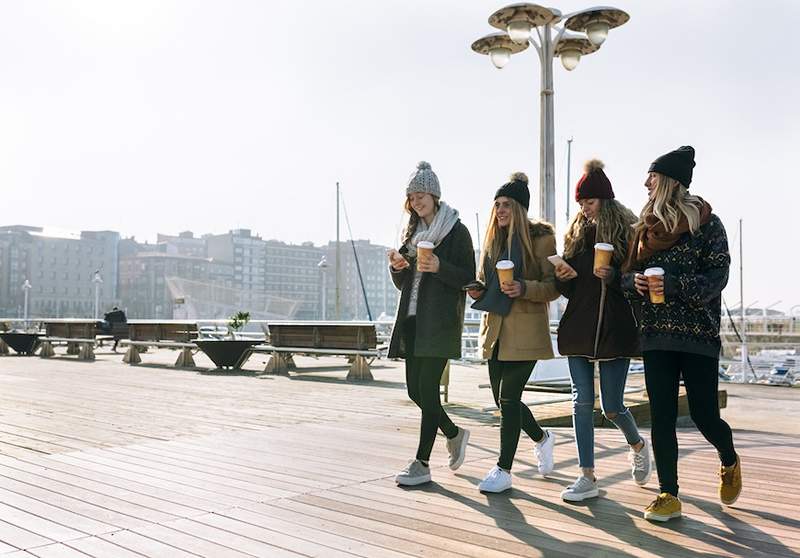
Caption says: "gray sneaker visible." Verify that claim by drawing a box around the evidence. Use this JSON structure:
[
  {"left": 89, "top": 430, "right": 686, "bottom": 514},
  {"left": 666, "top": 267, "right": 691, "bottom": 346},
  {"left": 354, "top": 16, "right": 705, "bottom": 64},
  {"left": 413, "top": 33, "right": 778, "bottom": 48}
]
[
  {"left": 395, "top": 459, "right": 431, "bottom": 486},
  {"left": 630, "top": 438, "right": 653, "bottom": 486},
  {"left": 561, "top": 475, "right": 599, "bottom": 502},
  {"left": 446, "top": 427, "right": 470, "bottom": 471}
]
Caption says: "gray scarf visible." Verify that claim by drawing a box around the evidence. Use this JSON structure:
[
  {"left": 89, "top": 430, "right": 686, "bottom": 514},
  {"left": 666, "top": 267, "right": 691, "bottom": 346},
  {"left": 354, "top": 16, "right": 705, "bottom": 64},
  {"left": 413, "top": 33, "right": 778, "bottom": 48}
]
[{"left": 404, "top": 202, "right": 460, "bottom": 257}]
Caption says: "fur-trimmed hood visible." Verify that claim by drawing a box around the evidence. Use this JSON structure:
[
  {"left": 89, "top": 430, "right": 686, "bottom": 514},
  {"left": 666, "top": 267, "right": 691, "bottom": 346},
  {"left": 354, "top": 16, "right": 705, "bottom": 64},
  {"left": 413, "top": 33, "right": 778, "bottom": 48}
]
[{"left": 529, "top": 221, "right": 555, "bottom": 238}]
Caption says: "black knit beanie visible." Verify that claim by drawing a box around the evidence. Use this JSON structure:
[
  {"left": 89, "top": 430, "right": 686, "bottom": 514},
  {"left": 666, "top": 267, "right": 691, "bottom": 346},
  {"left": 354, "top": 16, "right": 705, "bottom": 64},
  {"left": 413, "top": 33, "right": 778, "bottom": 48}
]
[
  {"left": 495, "top": 172, "right": 530, "bottom": 210},
  {"left": 649, "top": 146, "right": 696, "bottom": 187}
]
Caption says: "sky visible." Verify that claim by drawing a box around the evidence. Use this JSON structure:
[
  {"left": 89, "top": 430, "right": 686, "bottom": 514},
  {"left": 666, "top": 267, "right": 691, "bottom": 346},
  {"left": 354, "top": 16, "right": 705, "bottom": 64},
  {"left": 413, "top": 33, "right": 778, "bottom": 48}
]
[{"left": 0, "top": 1, "right": 798, "bottom": 312}]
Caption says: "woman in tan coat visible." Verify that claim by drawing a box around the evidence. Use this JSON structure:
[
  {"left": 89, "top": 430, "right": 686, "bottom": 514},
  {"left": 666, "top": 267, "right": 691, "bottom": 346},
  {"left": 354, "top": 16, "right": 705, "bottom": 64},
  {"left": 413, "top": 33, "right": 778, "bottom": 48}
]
[{"left": 468, "top": 172, "right": 560, "bottom": 493}]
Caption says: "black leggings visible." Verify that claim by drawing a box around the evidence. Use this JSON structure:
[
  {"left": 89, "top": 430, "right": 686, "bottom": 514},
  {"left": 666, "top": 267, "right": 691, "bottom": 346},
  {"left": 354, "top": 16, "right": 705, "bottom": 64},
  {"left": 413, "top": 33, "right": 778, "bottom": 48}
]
[
  {"left": 404, "top": 318, "right": 458, "bottom": 462},
  {"left": 489, "top": 347, "right": 545, "bottom": 471},
  {"left": 644, "top": 350, "right": 737, "bottom": 497}
]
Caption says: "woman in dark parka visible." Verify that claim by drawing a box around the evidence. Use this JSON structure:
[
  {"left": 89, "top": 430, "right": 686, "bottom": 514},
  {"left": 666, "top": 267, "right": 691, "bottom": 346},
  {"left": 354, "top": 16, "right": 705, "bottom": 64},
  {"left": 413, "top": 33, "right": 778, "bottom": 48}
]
[
  {"left": 387, "top": 161, "right": 475, "bottom": 486},
  {"left": 554, "top": 159, "right": 651, "bottom": 502}
]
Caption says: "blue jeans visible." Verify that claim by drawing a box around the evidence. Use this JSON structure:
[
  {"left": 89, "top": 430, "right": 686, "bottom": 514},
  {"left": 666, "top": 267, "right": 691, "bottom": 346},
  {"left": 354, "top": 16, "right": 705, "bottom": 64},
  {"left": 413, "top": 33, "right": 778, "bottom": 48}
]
[{"left": 568, "top": 356, "right": 642, "bottom": 469}]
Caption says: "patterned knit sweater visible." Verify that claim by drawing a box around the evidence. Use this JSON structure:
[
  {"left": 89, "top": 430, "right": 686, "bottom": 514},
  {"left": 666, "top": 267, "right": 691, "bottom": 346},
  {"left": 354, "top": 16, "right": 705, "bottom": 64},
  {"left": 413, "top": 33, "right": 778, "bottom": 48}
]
[{"left": 621, "top": 214, "right": 730, "bottom": 358}]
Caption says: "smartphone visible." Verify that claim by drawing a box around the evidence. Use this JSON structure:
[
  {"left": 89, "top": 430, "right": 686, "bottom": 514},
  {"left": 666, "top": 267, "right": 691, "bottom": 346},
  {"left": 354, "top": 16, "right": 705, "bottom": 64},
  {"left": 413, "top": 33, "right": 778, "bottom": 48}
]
[{"left": 462, "top": 280, "right": 486, "bottom": 292}]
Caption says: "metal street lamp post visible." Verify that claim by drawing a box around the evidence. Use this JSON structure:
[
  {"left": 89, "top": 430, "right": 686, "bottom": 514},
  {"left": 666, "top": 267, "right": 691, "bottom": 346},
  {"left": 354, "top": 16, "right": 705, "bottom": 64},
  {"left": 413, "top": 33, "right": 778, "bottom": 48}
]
[
  {"left": 318, "top": 256, "right": 329, "bottom": 321},
  {"left": 22, "top": 279, "right": 32, "bottom": 328},
  {"left": 92, "top": 272, "right": 103, "bottom": 320},
  {"left": 471, "top": 4, "right": 629, "bottom": 224}
]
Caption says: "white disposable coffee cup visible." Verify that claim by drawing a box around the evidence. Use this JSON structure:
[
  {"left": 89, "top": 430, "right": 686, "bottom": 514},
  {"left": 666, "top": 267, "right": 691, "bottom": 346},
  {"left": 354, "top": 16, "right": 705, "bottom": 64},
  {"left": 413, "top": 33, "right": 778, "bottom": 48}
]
[
  {"left": 644, "top": 267, "right": 665, "bottom": 304},
  {"left": 416, "top": 241, "right": 434, "bottom": 271},
  {"left": 593, "top": 242, "right": 614, "bottom": 272},
  {"left": 496, "top": 260, "right": 515, "bottom": 287}
]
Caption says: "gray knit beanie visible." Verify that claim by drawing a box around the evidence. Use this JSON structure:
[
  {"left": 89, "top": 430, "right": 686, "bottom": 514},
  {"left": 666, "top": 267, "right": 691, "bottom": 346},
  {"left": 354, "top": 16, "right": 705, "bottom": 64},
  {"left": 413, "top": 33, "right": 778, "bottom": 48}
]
[{"left": 406, "top": 161, "right": 441, "bottom": 198}]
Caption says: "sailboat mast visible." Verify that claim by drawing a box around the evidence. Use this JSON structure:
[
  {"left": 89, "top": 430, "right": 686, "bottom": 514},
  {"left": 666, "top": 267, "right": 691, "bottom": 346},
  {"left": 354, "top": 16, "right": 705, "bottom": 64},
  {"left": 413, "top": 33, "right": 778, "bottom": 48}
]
[
  {"left": 739, "top": 218, "right": 746, "bottom": 382},
  {"left": 335, "top": 182, "right": 341, "bottom": 320}
]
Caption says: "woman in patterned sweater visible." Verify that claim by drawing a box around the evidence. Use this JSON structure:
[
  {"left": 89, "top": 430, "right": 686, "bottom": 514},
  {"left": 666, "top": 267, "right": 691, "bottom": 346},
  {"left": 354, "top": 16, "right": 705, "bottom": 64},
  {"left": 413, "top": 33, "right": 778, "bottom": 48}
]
[{"left": 622, "top": 146, "right": 742, "bottom": 522}]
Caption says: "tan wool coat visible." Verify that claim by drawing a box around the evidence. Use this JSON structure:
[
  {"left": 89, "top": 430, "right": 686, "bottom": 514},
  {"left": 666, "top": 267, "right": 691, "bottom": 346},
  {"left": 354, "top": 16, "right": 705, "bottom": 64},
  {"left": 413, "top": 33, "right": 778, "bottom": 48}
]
[{"left": 477, "top": 222, "right": 560, "bottom": 361}]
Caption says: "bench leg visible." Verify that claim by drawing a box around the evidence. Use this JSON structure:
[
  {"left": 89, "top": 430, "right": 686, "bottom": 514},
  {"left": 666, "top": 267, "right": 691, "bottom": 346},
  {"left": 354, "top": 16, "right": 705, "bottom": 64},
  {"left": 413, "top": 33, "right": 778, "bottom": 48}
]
[
  {"left": 264, "top": 353, "right": 291, "bottom": 375},
  {"left": 0, "top": 339, "right": 8, "bottom": 355},
  {"left": 78, "top": 342, "right": 95, "bottom": 361},
  {"left": 66, "top": 342, "right": 80, "bottom": 355},
  {"left": 174, "top": 348, "right": 196, "bottom": 368},
  {"left": 39, "top": 341, "right": 55, "bottom": 358},
  {"left": 123, "top": 345, "right": 142, "bottom": 365},
  {"left": 347, "top": 355, "right": 373, "bottom": 382}
]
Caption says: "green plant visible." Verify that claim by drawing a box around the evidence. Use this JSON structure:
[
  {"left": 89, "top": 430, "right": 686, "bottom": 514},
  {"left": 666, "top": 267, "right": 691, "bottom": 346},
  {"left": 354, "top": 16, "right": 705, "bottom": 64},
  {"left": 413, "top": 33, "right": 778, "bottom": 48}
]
[{"left": 227, "top": 311, "right": 251, "bottom": 333}]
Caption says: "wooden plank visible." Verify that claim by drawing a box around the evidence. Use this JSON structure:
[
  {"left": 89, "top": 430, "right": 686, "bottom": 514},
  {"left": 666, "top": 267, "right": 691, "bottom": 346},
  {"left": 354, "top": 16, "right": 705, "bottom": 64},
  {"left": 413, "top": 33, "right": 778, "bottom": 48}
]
[
  {"left": 126, "top": 523, "right": 255, "bottom": 558},
  {"left": 97, "top": 530, "right": 199, "bottom": 558},
  {"left": 27, "top": 543, "right": 104, "bottom": 557},
  {"left": 160, "top": 517, "right": 312, "bottom": 558}
]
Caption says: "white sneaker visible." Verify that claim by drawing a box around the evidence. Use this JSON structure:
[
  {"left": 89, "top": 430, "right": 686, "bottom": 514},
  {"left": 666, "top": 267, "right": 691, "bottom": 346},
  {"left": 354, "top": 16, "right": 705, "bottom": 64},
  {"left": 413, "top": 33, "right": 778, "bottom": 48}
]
[
  {"left": 395, "top": 460, "right": 431, "bottom": 486},
  {"left": 446, "top": 427, "right": 470, "bottom": 471},
  {"left": 561, "top": 475, "right": 599, "bottom": 502},
  {"left": 478, "top": 466, "right": 512, "bottom": 493},
  {"left": 534, "top": 430, "right": 555, "bottom": 477},
  {"left": 629, "top": 438, "right": 653, "bottom": 487}
]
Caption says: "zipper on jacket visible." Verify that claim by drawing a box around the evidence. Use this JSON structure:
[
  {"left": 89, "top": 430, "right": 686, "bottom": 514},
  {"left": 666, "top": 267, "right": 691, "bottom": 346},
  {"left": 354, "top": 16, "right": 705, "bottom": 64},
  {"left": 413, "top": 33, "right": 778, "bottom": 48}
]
[{"left": 592, "top": 281, "right": 607, "bottom": 358}]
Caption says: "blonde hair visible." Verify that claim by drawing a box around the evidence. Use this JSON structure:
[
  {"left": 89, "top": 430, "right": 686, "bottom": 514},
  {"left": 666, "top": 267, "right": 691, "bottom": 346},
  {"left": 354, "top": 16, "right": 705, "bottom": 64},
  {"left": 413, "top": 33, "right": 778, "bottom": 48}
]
[
  {"left": 401, "top": 195, "right": 440, "bottom": 245},
  {"left": 564, "top": 199, "right": 637, "bottom": 265},
  {"left": 478, "top": 197, "right": 536, "bottom": 277},
  {"left": 636, "top": 173, "right": 703, "bottom": 235}
]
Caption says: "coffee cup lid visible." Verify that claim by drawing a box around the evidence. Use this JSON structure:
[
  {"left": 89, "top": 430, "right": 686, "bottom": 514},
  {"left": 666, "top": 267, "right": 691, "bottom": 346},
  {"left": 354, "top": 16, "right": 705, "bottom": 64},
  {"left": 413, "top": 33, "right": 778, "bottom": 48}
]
[
  {"left": 644, "top": 267, "right": 665, "bottom": 276},
  {"left": 417, "top": 241, "right": 434, "bottom": 249},
  {"left": 594, "top": 243, "right": 614, "bottom": 251},
  {"left": 496, "top": 260, "right": 514, "bottom": 270}
]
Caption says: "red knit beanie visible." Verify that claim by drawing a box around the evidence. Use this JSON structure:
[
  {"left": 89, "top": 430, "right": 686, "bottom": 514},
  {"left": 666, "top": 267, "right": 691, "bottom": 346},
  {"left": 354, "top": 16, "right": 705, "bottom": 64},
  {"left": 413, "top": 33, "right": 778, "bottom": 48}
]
[{"left": 575, "top": 159, "right": 614, "bottom": 201}]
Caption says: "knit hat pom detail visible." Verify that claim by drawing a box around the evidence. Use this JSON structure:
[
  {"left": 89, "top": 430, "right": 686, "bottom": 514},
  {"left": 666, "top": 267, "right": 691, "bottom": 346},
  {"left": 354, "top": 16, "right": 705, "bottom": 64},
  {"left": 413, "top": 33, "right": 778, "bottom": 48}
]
[
  {"left": 584, "top": 159, "right": 604, "bottom": 173},
  {"left": 575, "top": 159, "right": 614, "bottom": 201},
  {"left": 509, "top": 171, "right": 528, "bottom": 184},
  {"left": 406, "top": 160, "right": 440, "bottom": 198}
]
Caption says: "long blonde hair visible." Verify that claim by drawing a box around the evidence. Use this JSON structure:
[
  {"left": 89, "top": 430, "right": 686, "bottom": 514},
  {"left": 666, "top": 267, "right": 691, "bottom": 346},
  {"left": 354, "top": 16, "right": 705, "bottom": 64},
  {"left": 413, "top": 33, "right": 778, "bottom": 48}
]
[
  {"left": 479, "top": 197, "right": 536, "bottom": 277},
  {"left": 564, "top": 199, "right": 637, "bottom": 265},
  {"left": 636, "top": 173, "right": 703, "bottom": 234}
]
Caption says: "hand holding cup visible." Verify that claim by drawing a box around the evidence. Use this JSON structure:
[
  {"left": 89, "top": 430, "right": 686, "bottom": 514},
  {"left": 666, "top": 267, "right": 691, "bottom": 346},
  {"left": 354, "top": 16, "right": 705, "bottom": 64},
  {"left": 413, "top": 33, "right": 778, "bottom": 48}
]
[
  {"left": 417, "top": 253, "right": 440, "bottom": 273},
  {"left": 644, "top": 267, "right": 665, "bottom": 303},
  {"left": 500, "top": 280, "right": 523, "bottom": 298},
  {"left": 594, "top": 265, "right": 612, "bottom": 280},
  {"left": 633, "top": 273, "right": 650, "bottom": 297}
]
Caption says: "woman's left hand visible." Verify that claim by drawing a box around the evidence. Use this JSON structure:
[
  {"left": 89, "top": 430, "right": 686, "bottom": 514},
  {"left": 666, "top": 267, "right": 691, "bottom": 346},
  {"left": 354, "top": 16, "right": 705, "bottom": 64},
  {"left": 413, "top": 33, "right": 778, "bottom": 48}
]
[
  {"left": 417, "top": 253, "right": 440, "bottom": 273},
  {"left": 500, "top": 280, "right": 523, "bottom": 298},
  {"left": 594, "top": 265, "right": 612, "bottom": 280}
]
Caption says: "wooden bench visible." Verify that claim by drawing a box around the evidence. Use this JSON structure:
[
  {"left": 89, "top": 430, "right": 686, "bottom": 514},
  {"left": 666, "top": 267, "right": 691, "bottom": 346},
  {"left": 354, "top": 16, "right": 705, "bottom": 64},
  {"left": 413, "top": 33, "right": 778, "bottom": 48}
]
[
  {"left": 120, "top": 321, "right": 199, "bottom": 368},
  {"left": 39, "top": 320, "right": 102, "bottom": 361},
  {"left": 260, "top": 322, "right": 379, "bottom": 381}
]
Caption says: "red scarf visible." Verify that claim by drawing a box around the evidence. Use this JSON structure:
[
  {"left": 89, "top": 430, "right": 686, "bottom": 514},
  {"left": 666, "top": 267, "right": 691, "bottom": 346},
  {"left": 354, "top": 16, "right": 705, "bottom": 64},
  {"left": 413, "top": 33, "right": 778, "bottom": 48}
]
[{"left": 623, "top": 199, "right": 712, "bottom": 272}]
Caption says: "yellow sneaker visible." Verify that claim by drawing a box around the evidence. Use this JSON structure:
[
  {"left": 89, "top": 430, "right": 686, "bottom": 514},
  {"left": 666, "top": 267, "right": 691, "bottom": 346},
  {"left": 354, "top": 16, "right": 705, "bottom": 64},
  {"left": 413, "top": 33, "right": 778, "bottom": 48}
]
[
  {"left": 720, "top": 455, "right": 742, "bottom": 506},
  {"left": 644, "top": 492, "right": 682, "bottom": 522}
]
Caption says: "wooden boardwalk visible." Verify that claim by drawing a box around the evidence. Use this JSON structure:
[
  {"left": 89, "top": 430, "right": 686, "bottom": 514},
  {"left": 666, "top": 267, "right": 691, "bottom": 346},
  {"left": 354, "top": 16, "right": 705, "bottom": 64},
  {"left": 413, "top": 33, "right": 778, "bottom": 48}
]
[{"left": 0, "top": 349, "right": 797, "bottom": 557}]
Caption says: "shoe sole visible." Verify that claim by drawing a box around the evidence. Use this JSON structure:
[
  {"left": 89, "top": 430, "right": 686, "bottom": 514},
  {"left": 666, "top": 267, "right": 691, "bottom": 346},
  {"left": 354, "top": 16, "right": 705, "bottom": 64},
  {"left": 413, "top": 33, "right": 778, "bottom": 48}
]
[
  {"left": 449, "top": 430, "right": 470, "bottom": 471},
  {"left": 396, "top": 475, "right": 431, "bottom": 486},
  {"left": 561, "top": 489, "right": 599, "bottom": 502},
  {"left": 479, "top": 485, "right": 511, "bottom": 494},
  {"left": 644, "top": 511, "right": 681, "bottom": 522},
  {"left": 721, "top": 491, "right": 741, "bottom": 506}
]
